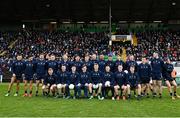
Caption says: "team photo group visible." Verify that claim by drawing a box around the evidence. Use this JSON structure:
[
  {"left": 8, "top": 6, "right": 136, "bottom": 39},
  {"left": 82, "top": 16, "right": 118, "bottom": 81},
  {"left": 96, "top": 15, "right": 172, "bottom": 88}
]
[{"left": 4, "top": 52, "right": 180, "bottom": 100}]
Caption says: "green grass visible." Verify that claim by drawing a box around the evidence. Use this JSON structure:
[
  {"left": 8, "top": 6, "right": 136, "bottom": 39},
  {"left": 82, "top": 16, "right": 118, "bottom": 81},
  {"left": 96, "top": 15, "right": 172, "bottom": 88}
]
[{"left": 0, "top": 83, "right": 180, "bottom": 117}]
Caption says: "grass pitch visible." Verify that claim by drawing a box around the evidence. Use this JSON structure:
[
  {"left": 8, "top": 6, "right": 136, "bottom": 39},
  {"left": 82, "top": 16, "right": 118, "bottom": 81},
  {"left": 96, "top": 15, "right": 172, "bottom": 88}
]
[{"left": 0, "top": 83, "right": 180, "bottom": 117}]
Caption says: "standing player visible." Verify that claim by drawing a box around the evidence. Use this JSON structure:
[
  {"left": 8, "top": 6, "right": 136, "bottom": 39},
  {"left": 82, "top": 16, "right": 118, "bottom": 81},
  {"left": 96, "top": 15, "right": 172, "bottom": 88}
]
[
  {"left": 23, "top": 55, "right": 35, "bottom": 97},
  {"left": 34, "top": 53, "right": 47, "bottom": 96},
  {"left": 106, "top": 55, "right": 115, "bottom": 72},
  {"left": 42, "top": 68, "right": 57, "bottom": 97},
  {"left": 83, "top": 54, "right": 92, "bottom": 72},
  {"left": 114, "top": 65, "right": 127, "bottom": 100},
  {"left": 150, "top": 52, "right": 164, "bottom": 98},
  {"left": 98, "top": 54, "right": 106, "bottom": 72},
  {"left": 115, "top": 55, "right": 125, "bottom": 72},
  {"left": 79, "top": 65, "right": 90, "bottom": 98},
  {"left": 101, "top": 65, "right": 115, "bottom": 100},
  {"left": 60, "top": 54, "right": 70, "bottom": 71},
  {"left": 5, "top": 54, "right": 24, "bottom": 96},
  {"left": 138, "top": 57, "right": 151, "bottom": 98},
  {"left": 65, "top": 66, "right": 80, "bottom": 99},
  {"left": 127, "top": 66, "right": 141, "bottom": 100},
  {"left": 89, "top": 63, "right": 103, "bottom": 100},
  {"left": 47, "top": 54, "right": 58, "bottom": 73},
  {"left": 126, "top": 55, "right": 138, "bottom": 72},
  {"left": 73, "top": 55, "right": 82, "bottom": 72},
  {"left": 56, "top": 65, "right": 68, "bottom": 98},
  {"left": 163, "top": 58, "right": 180, "bottom": 99}
]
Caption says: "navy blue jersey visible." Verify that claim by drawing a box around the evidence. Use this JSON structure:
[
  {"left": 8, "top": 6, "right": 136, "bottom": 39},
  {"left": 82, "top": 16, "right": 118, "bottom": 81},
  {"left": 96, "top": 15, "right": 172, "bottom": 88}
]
[
  {"left": 57, "top": 71, "right": 69, "bottom": 84},
  {"left": 138, "top": 63, "right": 151, "bottom": 79},
  {"left": 73, "top": 61, "right": 82, "bottom": 72},
  {"left": 80, "top": 72, "right": 91, "bottom": 84},
  {"left": 44, "top": 74, "right": 57, "bottom": 85},
  {"left": 163, "top": 63, "right": 174, "bottom": 80},
  {"left": 59, "top": 60, "right": 70, "bottom": 71},
  {"left": 106, "top": 61, "right": 115, "bottom": 72},
  {"left": 90, "top": 70, "right": 102, "bottom": 84},
  {"left": 98, "top": 60, "right": 106, "bottom": 72},
  {"left": 67, "top": 72, "right": 79, "bottom": 85},
  {"left": 150, "top": 58, "right": 164, "bottom": 76},
  {"left": 114, "top": 60, "right": 125, "bottom": 71},
  {"left": 47, "top": 60, "right": 58, "bottom": 73},
  {"left": 90, "top": 60, "right": 98, "bottom": 71},
  {"left": 114, "top": 71, "right": 127, "bottom": 86},
  {"left": 126, "top": 60, "right": 138, "bottom": 72},
  {"left": 12, "top": 60, "right": 25, "bottom": 77},
  {"left": 127, "top": 72, "right": 140, "bottom": 85},
  {"left": 83, "top": 61, "right": 92, "bottom": 72},
  {"left": 103, "top": 72, "right": 114, "bottom": 85},
  {"left": 24, "top": 61, "right": 35, "bottom": 78},
  {"left": 34, "top": 59, "right": 47, "bottom": 76}
]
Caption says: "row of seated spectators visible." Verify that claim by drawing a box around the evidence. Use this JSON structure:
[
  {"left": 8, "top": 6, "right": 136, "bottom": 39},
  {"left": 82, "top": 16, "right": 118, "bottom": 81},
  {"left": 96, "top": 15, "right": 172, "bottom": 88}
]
[{"left": 0, "top": 29, "right": 179, "bottom": 62}]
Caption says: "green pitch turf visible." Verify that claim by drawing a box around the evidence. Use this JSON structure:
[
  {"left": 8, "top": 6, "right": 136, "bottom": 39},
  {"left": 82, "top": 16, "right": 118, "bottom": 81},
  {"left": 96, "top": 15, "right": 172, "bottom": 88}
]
[{"left": 0, "top": 83, "right": 180, "bottom": 117}]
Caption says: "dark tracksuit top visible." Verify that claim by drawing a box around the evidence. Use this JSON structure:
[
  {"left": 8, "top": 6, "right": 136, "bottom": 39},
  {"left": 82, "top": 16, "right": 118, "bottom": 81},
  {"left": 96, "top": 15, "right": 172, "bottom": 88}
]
[
  {"left": 59, "top": 60, "right": 70, "bottom": 71},
  {"left": 67, "top": 72, "right": 79, "bottom": 85},
  {"left": 114, "top": 60, "right": 125, "bottom": 71},
  {"left": 163, "top": 63, "right": 174, "bottom": 81},
  {"left": 47, "top": 60, "right": 58, "bottom": 73},
  {"left": 24, "top": 60, "right": 35, "bottom": 79},
  {"left": 83, "top": 61, "right": 92, "bottom": 72},
  {"left": 114, "top": 71, "right": 127, "bottom": 86},
  {"left": 106, "top": 61, "right": 115, "bottom": 72},
  {"left": 12, "top": 60, "right": 25, "bottom": 78},
  {"left": 80, "top": 71, "right": 91, "bottom": 85},
  {"left": 44, "top": 74, "right": 57, "bottom": 86},
  {"left": 34, "top": 59, "right": 47, "bottom": 78},
  {"left": 73, "top": 61, "right": 82, "bottom": 72},
  {"left": 127, "top": 72, "right": 140, "bottom": 87},
  {"left": 102, "top": 71, "right": 114, "bottom": 87},
  {"left": 126, "top": 60, "right": 138, "bottom": 72},
  {"left": 90, "top": 70, "right": 102, "bottom": 84},
  {"left": 138, "top": 63, "right": 152, "bottom": 82},
  {"left": 98, "top": 60, "right": 106, "bottom": 72},
  {"left": 56, "top": 71, "right": 69, "bottom": 84},
  {"left": 150, "top": 58, "right": 164, "bottom": 80}
]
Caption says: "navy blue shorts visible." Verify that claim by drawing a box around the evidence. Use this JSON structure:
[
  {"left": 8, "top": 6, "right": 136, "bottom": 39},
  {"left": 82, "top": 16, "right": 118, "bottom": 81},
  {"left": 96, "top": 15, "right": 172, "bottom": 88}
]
[{"left": 152, "top": 74, "right": 162, "bottom": 80}]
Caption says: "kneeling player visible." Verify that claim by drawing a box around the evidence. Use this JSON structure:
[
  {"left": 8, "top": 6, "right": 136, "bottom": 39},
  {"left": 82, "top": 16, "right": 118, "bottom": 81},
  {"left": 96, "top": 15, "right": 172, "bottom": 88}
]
[
  {"left": 42, "top": 68, "right": 57, "bottom": 96},
  {"left": 65, "top": 66, "right": 80, "bottom": 99},
  {"left": 89, "top": 63, "right": 103, "bottom": 100},
  {"left": 101, "top": 65, "right": 115, "bottom": 100},
  {"left": 79, "top": 65, "right": 90, "bottom": 98},
  {"left": 23, "top": 56, "right": 35, "bottom": 97},
  {"left": 127, "top": 66, "right": 141, "bottom": 100},
  {"left": 163, "top": 58, "right": 180, "bottom": 99},
  {"left": 114, "top": 65, "right": 127, "bottom": 100}
]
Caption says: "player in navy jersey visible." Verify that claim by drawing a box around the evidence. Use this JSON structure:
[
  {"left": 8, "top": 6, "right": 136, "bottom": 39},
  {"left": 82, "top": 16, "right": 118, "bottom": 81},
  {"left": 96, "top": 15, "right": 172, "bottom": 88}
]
[
  {"left": 106, "top": 55, "right": 115, "bottom": 72},
  {"left": 150, "top": 52, "right": 164, "bottom": 98},
  {"left": 73, "top": 55, "right": 82, "bottom": 72},
  {"left": 138, "top": 57, "right": 151, "bottom": 97},
  {"left": 23, "top": 56, "right": 35, "bottom": 97},
  {"left": 83, "top": 54, "right": 92, "bottom": 72},
  {"left": 59, "top": 54, "right": 70, "bottom": 71},
  {"left": 90, "top": 54, "right": 98, "bottom": 71},
  {"left": 163, "top": 58, "right": 180, "bottom": 99},
  {"left": 34, "top": 54, "right": 47, "bottom": 96},
  {"left": 42, "top": 68, "right": 57, "bottom": 97},
  {"left": 47, "top": 54, "right": 58, "bottom": 73},
  {"left": 98, "top": 54, "right": 106, "bottom": 72},
  {"left": 127, "top": 66, "right": 141, "bottom": 100},
  {"left": 5, "top": 54, "right": 25, "bottom": 96},
  {"left": 101, "top": 65, "right": 115, "bottom": 100},
  {"left": 126, "top": 55, "right": 138, "bottom": 72},
  {"left": 65, "top": 66, "right": 80, "bottom": 99},
  {"left": 114, "top": 56, "right": 125, "bottom": 72},
  {"left": 89, "top": 63, "right": 103, "bottom": 100},
  {"left": 114, "top": 65, "right": 127, "bottom": 100},
  {"left": 56, "top": 65, "right": 68, "bottom": 98},
  {"left": 78, "top": 65, "right": 90, "bottom": 98}
]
